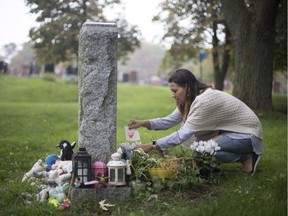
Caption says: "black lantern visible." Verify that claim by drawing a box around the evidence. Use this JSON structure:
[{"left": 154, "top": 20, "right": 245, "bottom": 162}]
[{"left": 72, "top": 147, "right": 92, "bottom": 187}]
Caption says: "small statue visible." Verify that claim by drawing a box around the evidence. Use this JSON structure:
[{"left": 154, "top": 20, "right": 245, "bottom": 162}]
[
  {"left": 74, "top": 177, "right": 81, "bottom": 188},
  {"left": 97, "top": 174, "right": 108, "bottom": 187}
]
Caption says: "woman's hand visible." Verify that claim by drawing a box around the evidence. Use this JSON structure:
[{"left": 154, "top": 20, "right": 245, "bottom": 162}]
[
  {"left": 138, "top": 144, "right": 154, "bottom": 153},
  {"left": 128, "top": 120, "right": 150, "bottom": 129}
]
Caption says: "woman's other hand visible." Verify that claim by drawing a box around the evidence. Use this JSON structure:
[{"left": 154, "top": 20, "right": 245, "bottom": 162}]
[{"left": 128, "top": 120, "right": 150, "bottom": 129}]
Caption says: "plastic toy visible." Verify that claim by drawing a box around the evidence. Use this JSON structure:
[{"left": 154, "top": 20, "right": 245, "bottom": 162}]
[
  {"left": 74, "top": 177, "right": 81, "bottom": 188},
  {"left": 58, "top": 198, "right": 71, "bottom": 211}
]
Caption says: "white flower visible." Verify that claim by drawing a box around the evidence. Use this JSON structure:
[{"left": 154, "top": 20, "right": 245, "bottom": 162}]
[{"left": 190, "top": 139, "right": 221, "bottom": 155}]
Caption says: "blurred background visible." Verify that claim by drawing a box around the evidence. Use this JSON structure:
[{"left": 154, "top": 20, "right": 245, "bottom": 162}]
[{"left": 0, "top": 0, "right": 286, "bottom": 96}]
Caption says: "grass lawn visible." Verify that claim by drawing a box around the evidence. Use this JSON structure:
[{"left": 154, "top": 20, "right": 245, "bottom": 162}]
[{"left": 0, "top": 75, "right": 286, "bottom": 216}]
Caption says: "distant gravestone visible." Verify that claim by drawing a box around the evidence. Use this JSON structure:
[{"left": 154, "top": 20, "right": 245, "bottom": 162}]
[{"left": 78, "top": 21, "right": 118, "bottom": 163}]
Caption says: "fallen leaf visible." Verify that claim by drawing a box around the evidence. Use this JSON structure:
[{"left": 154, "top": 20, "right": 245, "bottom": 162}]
[{"left": 99, "top": 199, "right": 115, "bottom": 211}]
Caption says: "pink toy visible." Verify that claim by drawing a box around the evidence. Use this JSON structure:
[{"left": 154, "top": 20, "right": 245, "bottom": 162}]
[{"left": 92, "top": 161, "right": 107, "bottom": 179}]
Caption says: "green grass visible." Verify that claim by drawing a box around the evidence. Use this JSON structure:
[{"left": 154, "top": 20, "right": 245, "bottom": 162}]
[{"left": 0, "top": 74, "right": 286, "bottom": 216}]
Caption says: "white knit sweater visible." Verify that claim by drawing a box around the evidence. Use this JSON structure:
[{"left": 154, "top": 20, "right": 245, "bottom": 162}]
[{"left": 182, "top": 88, "right": 263, "bottom": 139}]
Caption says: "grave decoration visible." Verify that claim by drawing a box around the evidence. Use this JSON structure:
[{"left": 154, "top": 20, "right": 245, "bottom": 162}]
[
  {"left": 107, "top": 153, "right": 127, "bottom": 186},
  {"left": 21, "top": 129, "right": 221, "bottom": 210},
  {"left": 56, "top": 140, "right": 76, "bottom": 160},
  {"left": 21, "top": 141, "right": 75, "bottom": 209},
  {"left": 72, "top": 147, "right": 92, "bottom": 187}
]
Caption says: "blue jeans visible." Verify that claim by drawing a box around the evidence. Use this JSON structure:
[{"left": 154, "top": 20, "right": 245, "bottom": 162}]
[{"left": 213, "top": 135, "right": 253, "bottom": 163}]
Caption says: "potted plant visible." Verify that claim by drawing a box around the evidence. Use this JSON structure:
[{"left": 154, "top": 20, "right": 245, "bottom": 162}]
[{"left": 130, "top": 149, "right": 179, "bottom": 181}]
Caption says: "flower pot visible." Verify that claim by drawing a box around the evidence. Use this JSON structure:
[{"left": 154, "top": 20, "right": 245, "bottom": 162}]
[{"left": 148, "top": 168, "right": 176, "bottom": 180}]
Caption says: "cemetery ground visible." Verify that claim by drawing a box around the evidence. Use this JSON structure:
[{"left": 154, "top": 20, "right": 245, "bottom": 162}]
[{"left": 0, "top": 74, "right": 286, "bottom": 216}]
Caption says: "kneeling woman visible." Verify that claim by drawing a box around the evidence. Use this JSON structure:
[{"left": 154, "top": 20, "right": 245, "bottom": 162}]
[{"left": 128, "top": 68, "right": 263, "bottom": 176}]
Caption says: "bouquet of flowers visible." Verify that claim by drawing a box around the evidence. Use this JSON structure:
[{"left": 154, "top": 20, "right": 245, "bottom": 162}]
[
  {"left": 190, "top": 139, "right": 221, "bottom": 156},
  {"left": 190, "top": 139, "right": 221, "bottom": 178}
]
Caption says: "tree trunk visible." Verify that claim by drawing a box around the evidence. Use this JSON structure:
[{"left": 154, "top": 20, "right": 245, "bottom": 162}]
[
  {"left": 220, "top": 0, "right": 280, "bottom": 110},
  {"left": 213, "top": 24, "right": 232, "bottom": 91},
  {"left": 212, "top": 20, "right": 222, "bottom": 90}
]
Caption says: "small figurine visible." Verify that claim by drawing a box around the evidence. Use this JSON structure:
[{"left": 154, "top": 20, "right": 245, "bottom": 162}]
[
  {"left": 74, "top": 177, "right": 81, "bottom": 188},
  {"left": 96, "top": 174, "right": 108, "bottom": 187},
  {"left": 126, "top": 160, "right": 132, "bottom": 175}
]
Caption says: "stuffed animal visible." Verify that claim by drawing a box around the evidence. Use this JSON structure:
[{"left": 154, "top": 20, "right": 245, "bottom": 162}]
[
  {"left": 22, "top": 159, "right": 48, "bottom": 182},
  {"left": 47, "top": 169, "right": 71, "bottom": 186},
  {"left": 49, "top": 183, "right": 70, "bottom": 202},
  {"left": 51, "top": 160, "right": 72, "bottom": 173},
  {"left": 56, "top": 140, "right": 76, "bottom": 160},
  {"left": 36, "top": 187, "right": 49, "bottom": 202},
  {"left": 45, "top": 154, "right": 60, "bottom": 171}
]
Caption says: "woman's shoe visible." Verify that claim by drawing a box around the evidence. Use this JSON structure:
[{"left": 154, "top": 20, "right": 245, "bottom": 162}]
[{"left": 250, "top": 152, "right": 260, "bottom": 176}]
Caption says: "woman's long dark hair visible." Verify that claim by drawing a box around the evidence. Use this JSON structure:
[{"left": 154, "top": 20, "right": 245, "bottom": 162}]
[{"left": 168, "top": 68, "right": 212, "bottom": 120}]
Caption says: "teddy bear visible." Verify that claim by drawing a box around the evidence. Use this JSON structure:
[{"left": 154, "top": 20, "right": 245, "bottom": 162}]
[
  {"left": 22, "top": 159, "right": 48, "bottom": 182},
  {"left": 36, "top": 187, "right": 50, "bottom": 202},
  {"left": 51, "top": 160, "right": 72, "bottom": 173},
  {"left": 47, "top": 169, "right": 71, "bottom": 186},
  {"left": 36, "top": 182, "right": 70, "bottom": 202}
]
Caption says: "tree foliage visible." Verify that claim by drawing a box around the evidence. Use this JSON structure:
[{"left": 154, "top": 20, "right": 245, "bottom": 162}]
[
  {"left": 156, "top": 0, "right": 284, "bottom": 109},
  {"left": 153, "top": 0, "right": 232, "bottom": 90},
  {"left": 25, "top": 0, "right": 141, "bottom": 65},
  {"left": 0, "top": 43, "right": 17, "bottom": 61}
]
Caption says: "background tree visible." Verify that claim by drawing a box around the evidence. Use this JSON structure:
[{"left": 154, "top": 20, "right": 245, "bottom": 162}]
[
  {"left": 221, "top": 0, "right": 281, "bottom": 109},
  {"left": 25, "top": 0, "right": 141, "bottom": 70},
  {"left": 154, "top": 0, "right": 232, "bottom": 90},
  {"left": 273, "top": 0, "right": 287, "bottom": 78},
  {"left": 0, "top": 43, "right": 17, "bottom": 61}
]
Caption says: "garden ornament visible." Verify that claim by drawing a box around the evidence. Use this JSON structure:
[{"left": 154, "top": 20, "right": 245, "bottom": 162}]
[
  {"left": 56, "top": 140, "right": 76, "bottom": 160},
  {"left": 22, "top": 159, "right": 48, "bottom": 182}
]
